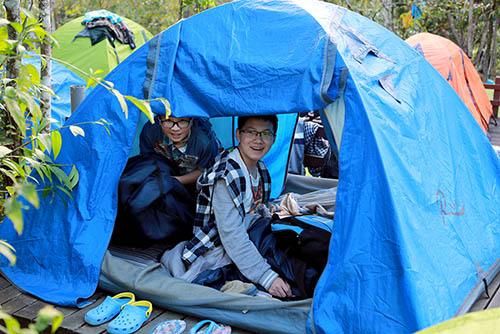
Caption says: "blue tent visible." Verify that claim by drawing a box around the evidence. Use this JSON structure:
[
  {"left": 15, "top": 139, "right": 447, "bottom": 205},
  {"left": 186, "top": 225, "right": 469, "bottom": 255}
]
[
  {"left": 23, "top": 54, "right": 86, "bottom": 127},
  {"left": 1, "top": 1, "right": 499, "bottom": 333}
]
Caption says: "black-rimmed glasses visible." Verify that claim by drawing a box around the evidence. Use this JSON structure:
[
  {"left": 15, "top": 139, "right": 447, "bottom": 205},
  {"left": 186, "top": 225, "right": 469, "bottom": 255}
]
[
  {"left": 160, "top": 119, "right": 192, "bottom": 129},
  {"left": 240, "top": 129, "right": 275, "bottom": 141}
]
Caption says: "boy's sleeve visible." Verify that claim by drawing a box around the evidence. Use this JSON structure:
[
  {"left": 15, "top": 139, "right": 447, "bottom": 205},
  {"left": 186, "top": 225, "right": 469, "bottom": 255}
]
[
  {"left": 196, "top": 133, "right": 220, "bottom": 169},
  {"left": 213, "top": 180, "right": 278, "bottom": 290},
  {"left": 139, "top": 121, "right": 162, "bottom": 154}
]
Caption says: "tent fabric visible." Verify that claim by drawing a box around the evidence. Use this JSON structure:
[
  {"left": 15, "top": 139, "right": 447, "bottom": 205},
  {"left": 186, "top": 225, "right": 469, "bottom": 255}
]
[
  {"left": 52, "top": 13, "right": 153, "bottom": 79},
  {"left": 406, "top": 33, "right": 494, "bottom": 132},
  {"left": 1, "top": 1, "right": 499, "bottom": 333}
]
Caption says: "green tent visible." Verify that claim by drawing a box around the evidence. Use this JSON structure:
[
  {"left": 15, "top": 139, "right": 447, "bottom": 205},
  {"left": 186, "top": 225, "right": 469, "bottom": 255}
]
[
  {"left": 53, "top": 11, "right": 153, "bottom": 79},
  {"left": 416, "top": 308, "right": 500, "bottom": 334}
]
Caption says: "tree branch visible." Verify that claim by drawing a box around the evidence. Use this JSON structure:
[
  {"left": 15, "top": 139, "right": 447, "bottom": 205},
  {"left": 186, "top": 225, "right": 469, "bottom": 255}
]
[
  {"left": 39, "top": 0, "right": 52, "bottom": 132},
  {"left": 465, "top": 0, "right": 475, "bottom": 57},
  {"left": 447, "top": 12, "right": 462, "bottom": 47}
]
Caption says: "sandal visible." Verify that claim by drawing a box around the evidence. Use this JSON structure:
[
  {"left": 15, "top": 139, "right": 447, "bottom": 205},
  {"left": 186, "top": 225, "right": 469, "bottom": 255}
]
[
  {"left": 189, "top": 320, "right": 231, "bottom": 334},
  {"left": 107, "top": 300, "right": 153, "bottom": 334},
  {"left": 151, "top": 320, "right": 186, "bottom": 334},
  {"left": 84, "top": 292, "right": 135, "bottom": 326}
]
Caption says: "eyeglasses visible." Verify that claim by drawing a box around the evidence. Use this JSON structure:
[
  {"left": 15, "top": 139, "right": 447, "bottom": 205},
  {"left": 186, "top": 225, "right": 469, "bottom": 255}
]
[
  {"left": 240, "top": 129, "right": 275, "bottom": 141},
  {"left": 160, "top": 119, "right": 191, "bottom": 129}
]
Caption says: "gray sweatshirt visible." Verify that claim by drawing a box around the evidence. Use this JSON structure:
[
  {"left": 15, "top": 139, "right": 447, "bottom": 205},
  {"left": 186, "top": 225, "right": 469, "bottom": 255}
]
[{"left": 213, "top": 179, "right": 278, "bottom": 290}]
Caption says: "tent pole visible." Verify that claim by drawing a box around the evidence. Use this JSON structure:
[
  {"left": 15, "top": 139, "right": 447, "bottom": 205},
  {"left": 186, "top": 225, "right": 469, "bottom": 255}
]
[{"left": 70, "top": 85, "right": 86, "bottom": 113}]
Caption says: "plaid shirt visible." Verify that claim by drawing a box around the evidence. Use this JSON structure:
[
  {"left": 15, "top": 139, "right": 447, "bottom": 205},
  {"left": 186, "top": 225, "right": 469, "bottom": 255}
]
[
  {"left": 182, "top": 149, "right": 271, "bottom": 265},
  {"left": 304, "top": 120, "right": 329, "bottom": 158}
]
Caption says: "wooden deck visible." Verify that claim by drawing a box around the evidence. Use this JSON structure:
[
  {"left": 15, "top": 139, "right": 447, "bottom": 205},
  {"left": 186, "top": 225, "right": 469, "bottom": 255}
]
[
  {"left": 0, "top": 275, "right": 251, "bottom": 334},
  {"left": 2, "top": 271, "right": 500, "bottom": 333}
]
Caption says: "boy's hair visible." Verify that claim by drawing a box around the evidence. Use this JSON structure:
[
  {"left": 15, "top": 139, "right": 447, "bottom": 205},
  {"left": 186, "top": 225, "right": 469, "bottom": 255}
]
[{"left": 237, "top": 115, "right": 278, "bottom": 134}]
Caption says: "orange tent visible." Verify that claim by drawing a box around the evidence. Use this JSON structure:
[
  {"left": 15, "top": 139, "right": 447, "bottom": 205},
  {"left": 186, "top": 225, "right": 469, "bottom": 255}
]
[{"left": 406, "top": 33, "right": 493, "bottom": 132}]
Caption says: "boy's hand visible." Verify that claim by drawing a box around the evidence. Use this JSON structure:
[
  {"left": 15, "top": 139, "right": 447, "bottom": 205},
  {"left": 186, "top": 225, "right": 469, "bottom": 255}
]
[{"left": 268, "top": 277, "right": 293, "bottom": 298}]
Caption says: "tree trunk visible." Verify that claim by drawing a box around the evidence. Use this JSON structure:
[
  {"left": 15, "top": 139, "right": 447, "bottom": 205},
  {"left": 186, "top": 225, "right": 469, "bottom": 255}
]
[
  {"left": 486, "top": 11, "right": 497, "bottom": 79},
  {"left": 4, "top": 0, "right": 20, "bottom": 81},
  {"left": 39, "top": 0, "right": 52, "bottom": 131},
  {"left": 474, "top": 18, "right": 490, "bottom": 69},
  {"left": 465, "top": 0, "right": 475, "bottom": 58},
  {"left": 3, "top": 0, "right": 21, "bottom": 149},
  {"left": 179, "top": 0, "right": 184, "bottom": 19},
  {"left": 447, "top": 12, "right": 463, "bottom": 48},
  {"left": 50, "top": 0, "right": 57, "bottom": 31},
  {"left": 380, "top": 0, "right": 393, "bottom": 31}
]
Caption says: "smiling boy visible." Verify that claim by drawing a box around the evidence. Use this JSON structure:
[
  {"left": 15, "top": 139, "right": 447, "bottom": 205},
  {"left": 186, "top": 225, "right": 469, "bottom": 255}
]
[
  {"left": 140, "top": 116, "right": 219, "bottom": 188},
  {"left": 168, "top": 115, "right": 293, "bottom": 298}
]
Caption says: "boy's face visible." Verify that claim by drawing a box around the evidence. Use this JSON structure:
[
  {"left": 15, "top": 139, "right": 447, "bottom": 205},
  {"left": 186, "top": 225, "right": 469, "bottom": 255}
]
[
  {"left": 236, "top": 118, "right": 275, "bottom": 165},
  {"left": 160, "top": 116, "right": 192, "bottom": 144}
]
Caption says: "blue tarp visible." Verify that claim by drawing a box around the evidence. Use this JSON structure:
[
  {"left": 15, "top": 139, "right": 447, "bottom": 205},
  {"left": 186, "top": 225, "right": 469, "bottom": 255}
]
[{"left": 1, "top": 1, "right": 498, "bottom": 333}]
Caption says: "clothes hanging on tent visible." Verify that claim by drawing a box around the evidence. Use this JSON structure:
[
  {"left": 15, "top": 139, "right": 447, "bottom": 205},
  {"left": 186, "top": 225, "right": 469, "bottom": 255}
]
[
  {"left": 83, "top": 9, "right": 123, "bottom": 24},
  {"left": 75, "top": 14, "right": 136, "bottom": 49},
  {"left": 113, "top": 153, "right": 195, "bottom": 247},
  {"left": 288, "top": 114, "right": 330, "bottom": 176},
  {"left": 75, "top": 26, "right": 117, "bottom": 47}
]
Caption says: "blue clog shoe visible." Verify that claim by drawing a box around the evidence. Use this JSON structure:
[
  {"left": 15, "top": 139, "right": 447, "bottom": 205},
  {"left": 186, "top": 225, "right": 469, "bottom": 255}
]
[
  {"left": 85, "top": 292, "right": 136, "bottom": 326},
  {"left": 107, "top": 300, "right": 153, "bottom": 334}
]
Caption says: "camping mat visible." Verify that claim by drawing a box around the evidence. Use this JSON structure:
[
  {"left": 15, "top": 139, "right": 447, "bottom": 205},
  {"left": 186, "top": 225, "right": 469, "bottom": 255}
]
[
  {"left": 283, "top": 173, "right": 338, "bottom": 194},
  {"left": 99, "top": 250, "right": 311, "bottom": 334},
  {"left": 108, "top": 243, "right": 167, "bottom": 265}
]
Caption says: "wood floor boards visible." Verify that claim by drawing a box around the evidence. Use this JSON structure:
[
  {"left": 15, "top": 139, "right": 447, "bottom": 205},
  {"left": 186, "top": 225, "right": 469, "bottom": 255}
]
[{"left": 0, "top": 276, "right": 251, "bottom": 334}]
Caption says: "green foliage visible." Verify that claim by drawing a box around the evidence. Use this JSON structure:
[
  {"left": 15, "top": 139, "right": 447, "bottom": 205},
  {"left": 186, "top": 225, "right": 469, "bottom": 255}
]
[
  {"left": 0, "top": 305, "right": 63, "bottom": 334},
  {"left": 0, "top": 6, "right": 173, "bottom": 266},
  {"left": 326, "top": 0, "right": 498, "bottom": 77}
]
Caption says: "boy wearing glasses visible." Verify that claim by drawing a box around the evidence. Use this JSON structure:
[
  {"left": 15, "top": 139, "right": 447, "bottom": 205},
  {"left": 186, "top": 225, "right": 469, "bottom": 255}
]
[
  {"left": 140, "top": 116, "right": 219, "bottom": 188},
  {"left": 162, "top": 115, "right": 293, "bottom": 298}
]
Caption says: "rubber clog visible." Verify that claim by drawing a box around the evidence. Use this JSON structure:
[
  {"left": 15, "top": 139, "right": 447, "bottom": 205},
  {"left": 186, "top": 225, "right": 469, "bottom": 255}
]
[
  {"left": 189, "top": 320, "right": 231, "bottom": 334},
  {"left": 151, "top": 320, "right": 186, "bottom": 334},
  {"left": 84, "top": 292, "right": 136, "bottom": 326},
  {"left": 107, "top": 300, "right": 153, "bottom": 334}
]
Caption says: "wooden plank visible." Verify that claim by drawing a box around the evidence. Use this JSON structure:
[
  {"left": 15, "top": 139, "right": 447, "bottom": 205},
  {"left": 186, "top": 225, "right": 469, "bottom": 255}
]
[
  {"left": 75, "top": 320, "right": 110, "bottom": 334},
  {"left": 61, "top": 295, "right": 106, "bottom": 331},
  {"left": 56, "top": 305, "right": 81, "bottom": 318},
  {"left": 0, "top": 276, "right": 11, "bottom": 290},
  {"left": 0, "top": 292, "right": 37, "bottom": 314},
  {"left": 15, "top": 300, "right": 52, "bottom": 321},
  {"left": 484, "top": 84, "right": 500, "bottom": 90},
  {"left": 0, "top": 285, "right": 23, "bottom": 304}
]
